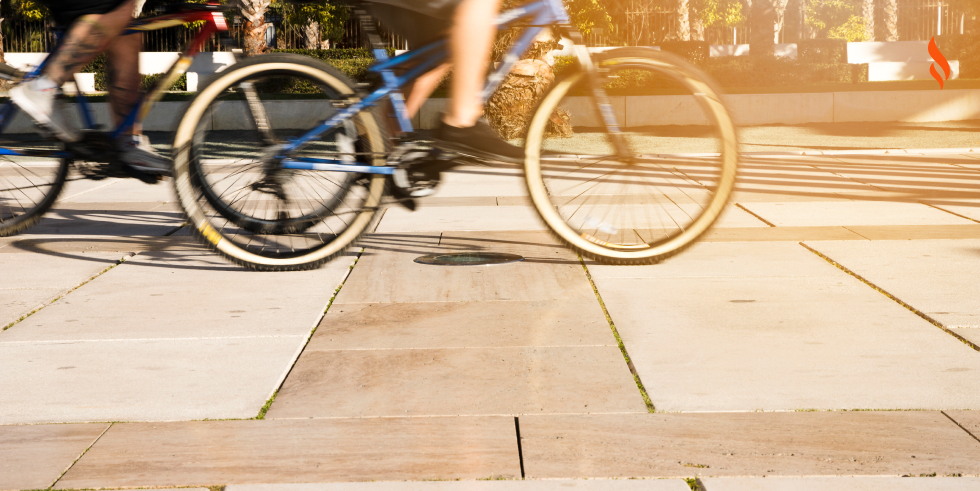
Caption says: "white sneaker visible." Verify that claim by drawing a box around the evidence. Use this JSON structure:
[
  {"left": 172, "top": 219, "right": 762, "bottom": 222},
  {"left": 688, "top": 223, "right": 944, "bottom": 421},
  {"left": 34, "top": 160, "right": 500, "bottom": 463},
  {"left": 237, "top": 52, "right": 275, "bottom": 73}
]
[
  {"left": 119, "top": 135, "right": 171, "bottom": 176},
  {"left": 9, "top": 76, "right": 78, "bottom": 142}
]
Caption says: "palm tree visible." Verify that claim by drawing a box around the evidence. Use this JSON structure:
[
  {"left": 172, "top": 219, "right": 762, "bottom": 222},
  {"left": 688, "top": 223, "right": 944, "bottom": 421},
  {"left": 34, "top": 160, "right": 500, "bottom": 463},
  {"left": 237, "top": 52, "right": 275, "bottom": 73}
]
[
  {"left": 750, "top": 0, "right": 776, "bottom": 57},
  {"left": 883, "top": 0, "right": 897, "bottom": 41},
  {"left": 241, "top": 0, "right": 271, "bottom": 55},
  {"left": 861, "top": 0, "right": 874, "bottom": 41},
  {"left": 773, "top": 0, "right": 790, "bottom": 43},
  {"left": 675, "top": 0, "right": 690, "bottom": 41}
]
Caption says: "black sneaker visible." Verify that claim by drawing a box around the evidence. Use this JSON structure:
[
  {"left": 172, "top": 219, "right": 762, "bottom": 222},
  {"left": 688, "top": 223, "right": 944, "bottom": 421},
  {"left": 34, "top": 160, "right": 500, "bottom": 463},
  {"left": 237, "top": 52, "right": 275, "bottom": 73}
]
[{"left": 433, "top": 119, "right": 525, "bottom": 164}]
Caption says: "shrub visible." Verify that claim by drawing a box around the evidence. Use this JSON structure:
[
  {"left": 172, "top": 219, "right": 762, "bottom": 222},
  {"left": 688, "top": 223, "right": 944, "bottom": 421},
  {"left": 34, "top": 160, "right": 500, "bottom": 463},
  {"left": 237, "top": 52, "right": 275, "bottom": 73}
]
[
  {"left": 660, "top": 41, "right": 710, "bottom": 64},
  {"left": 798, "top": 39, "right": 847, "bottom": 64},
  {"left": 700, "top": 57, "right": 865, "bottom": 87},
  {"left": 935, "top": 34, "right": 980, "bottom": 79}
]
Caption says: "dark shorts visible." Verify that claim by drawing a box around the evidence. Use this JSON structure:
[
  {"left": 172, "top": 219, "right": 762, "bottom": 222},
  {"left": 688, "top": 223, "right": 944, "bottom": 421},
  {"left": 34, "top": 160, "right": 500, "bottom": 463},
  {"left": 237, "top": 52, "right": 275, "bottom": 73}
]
[
  {"left": 363, "top": 0, "right": 464, "bottom": 47},
  {"left": 35, "top": 0, "right": 128, "bottom": 27}
]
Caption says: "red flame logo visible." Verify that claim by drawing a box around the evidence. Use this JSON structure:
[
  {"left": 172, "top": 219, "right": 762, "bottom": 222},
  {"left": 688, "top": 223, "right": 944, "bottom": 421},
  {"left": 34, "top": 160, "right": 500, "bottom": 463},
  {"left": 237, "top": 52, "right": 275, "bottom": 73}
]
[{"left": 929, "top": 37, "right": 950, "bottom": 89}]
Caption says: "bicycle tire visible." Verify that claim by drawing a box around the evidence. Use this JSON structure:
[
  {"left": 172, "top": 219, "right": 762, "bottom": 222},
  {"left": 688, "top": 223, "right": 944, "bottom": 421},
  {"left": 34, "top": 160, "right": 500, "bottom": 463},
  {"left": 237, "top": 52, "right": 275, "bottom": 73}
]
[
  {"left": 0, "top": 119, "right": 70, "bottom": 237},
  {"left": 523, "top": 48, "right": 739, "bottom": 264},
  {"left": 172, "top": 53, "right": 388, "bottom": 271}
]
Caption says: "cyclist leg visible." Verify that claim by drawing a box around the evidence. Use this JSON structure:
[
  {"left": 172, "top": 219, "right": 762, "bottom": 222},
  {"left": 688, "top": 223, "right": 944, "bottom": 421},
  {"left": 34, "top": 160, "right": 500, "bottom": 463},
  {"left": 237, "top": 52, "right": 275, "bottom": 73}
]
[
  {"left": 105, "top": 29, "right": 171, "bottom": 175},
  {"left": 10, "top": 0, "right": 136, "bottom": 141}
]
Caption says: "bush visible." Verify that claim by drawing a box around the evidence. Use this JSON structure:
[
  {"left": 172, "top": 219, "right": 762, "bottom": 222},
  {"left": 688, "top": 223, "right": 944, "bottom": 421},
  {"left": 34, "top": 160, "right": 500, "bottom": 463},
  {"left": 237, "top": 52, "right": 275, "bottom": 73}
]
[
  {"left": 798, "top": 39, "right": 847, "bottom": 64},
  {"left": 660, "top": 41, "right": 710, "bottom": 64},
  {"left": 700, "top": 57, "right": 866, "bottom": 87},
  {"left": 269, "top": 47, "right": 394, "bottom": 60},
  {"left": 936, "top": 34, "right": 980, "bottom": 79}
]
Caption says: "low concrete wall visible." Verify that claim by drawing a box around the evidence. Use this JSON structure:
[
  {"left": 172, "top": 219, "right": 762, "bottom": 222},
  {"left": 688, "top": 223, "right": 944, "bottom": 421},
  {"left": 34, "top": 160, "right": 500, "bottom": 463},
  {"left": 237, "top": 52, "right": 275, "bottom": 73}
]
[{"left": 5, "top": 89, "right": 977, "bottom": 134}]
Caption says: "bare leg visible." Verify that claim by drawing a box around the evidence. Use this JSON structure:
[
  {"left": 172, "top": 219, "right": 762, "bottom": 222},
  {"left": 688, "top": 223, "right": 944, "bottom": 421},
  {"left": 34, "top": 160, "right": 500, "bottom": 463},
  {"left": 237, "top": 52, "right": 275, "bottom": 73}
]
[
  {"left": 443, "top": 0, "right": 501, "bottom": 128},
  {"left": 404, "top": 64, "right": 450, "bottom": 118},
  {"left": 105, "top": 32, "right": 142, "bottom": 134},
  {"left": 43, "top": 0, "right": 136, "bottom": 85}
]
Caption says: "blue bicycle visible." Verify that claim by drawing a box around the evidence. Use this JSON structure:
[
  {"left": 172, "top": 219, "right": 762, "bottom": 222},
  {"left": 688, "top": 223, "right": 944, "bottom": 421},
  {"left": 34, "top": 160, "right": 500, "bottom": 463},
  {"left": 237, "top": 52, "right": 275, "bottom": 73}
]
[{"left": 172, "top": 0, "right": 739, "bottom": 271}]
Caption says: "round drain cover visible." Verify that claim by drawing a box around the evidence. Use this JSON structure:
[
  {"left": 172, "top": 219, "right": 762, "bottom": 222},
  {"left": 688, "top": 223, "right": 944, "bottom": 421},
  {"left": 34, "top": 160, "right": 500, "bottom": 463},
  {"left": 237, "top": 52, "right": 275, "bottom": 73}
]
[{"left": 414, "top": 252, "right": 524, "bottom": 266}]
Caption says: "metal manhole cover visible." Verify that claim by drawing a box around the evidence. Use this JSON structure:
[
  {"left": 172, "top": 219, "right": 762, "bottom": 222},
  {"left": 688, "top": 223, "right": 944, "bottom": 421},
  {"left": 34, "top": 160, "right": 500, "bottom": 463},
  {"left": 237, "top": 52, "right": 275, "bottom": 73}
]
[{"left": 414, "top": 252, "right": 524, "bottom": 266}]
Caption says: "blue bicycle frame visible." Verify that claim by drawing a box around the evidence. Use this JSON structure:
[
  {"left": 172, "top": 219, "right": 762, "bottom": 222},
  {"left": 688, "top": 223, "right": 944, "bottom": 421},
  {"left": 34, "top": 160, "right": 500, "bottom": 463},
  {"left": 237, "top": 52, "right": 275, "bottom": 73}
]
[{"left": 280, "top": 0, "right": 586, "bottom": 176}]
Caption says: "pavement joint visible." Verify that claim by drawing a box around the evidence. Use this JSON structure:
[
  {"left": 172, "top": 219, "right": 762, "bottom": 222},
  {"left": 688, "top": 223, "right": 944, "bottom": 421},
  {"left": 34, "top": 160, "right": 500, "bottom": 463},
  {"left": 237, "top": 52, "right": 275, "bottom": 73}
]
[
  {"left": 733, "top": 204, "right": 775, "bottom": 227},
  {"left": 941, "top": 411, "right": 980, "bottom": 445},
  {"left": 1, "top": 252, "right": 134, "bottom": 332},
  {"left": 921, "top": 203, "right": 980, "bottom": 225},
  {"left": 579, "top": 259, "right": 655, "bottom": 413},
  {"left": 256, "top": 249, "right": 362, "bottom": 420},
  {"left": 48, "top": 422, "right": 113, "bottom": 490},
  {"left": 799, "top": 242, "right": 980, "bottom": 354},
  {"left": 514, "top": 417, "right": 526, "bottom": 479}
]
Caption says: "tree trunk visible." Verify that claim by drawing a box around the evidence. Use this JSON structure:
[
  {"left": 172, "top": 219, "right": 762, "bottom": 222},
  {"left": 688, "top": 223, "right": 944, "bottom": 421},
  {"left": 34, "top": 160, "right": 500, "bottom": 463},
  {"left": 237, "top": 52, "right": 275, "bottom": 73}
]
[
  {"left": 862, "top": 0, "right": 875, "bottom": 41},
  {"left": 241, "top": 0, "right": 271, "bottom": 56},
  {"left": 883, "top": 0, "right": 897, "bottom": 41},
  {"left": 690, "top": 2, "right": 705, "bottom": 42},
  {"left": 773, "top": 0, "right": 790, "bottom": 44},
  {"left": 674, "top": 0, "right": 690, "bottom": 41},
  {"left": 486, "top": 30, "right": 570, "bottom": 139},
  {"left": 750, "top": 0, "right": 776, "bottom": 58}
]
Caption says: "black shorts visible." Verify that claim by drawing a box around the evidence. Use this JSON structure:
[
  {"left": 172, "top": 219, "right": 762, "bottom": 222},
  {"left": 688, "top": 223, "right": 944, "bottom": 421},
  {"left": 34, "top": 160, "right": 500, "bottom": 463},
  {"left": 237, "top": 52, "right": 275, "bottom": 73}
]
[
  {"left": 36, "top": 0, "right": 128, "bottom": 27},
  {"left": 363, "top": 0, "right": 464, "bottom": 47}
]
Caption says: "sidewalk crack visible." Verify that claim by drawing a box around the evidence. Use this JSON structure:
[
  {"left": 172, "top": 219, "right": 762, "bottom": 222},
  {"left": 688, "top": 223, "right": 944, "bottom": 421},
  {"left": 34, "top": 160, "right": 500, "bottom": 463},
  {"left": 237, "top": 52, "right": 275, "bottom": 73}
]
[
  {"left": 514, "top": 416, "right": 525, "bottom": 479},
  {"left": 580, "top": 259, "right": 655, "bottom": 412}
]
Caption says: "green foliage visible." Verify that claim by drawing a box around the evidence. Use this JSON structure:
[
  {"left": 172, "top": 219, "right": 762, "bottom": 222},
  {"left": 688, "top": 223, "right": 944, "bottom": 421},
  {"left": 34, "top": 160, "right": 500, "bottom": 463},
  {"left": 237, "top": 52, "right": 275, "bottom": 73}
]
[
  {"left": 661, "top": 41, "right": 711, "bottom": 63},
  {"left": 274, "top": 0, "right": 349, "bottom": 43},
  {"left": 936, "top": 33, "right": 980, "bottom": 78},
  {"left": 798, "top": 39, "right": 848, "bottom": 63},
  {"left": 700, "top": 57, "right": 867, "bottom": 88},
  {"left": 268, "top": 49, "right": 382, "bottom": 84},
  {"left": 694, "top": 0, "right": 745, "bottom": 28},
  {"left": 564, "top": 0, "right": 614, "bottom": 36},
  {"left": 806, "top": 0, "right": 868, "bottom": 41},
  {"left": 12, "top": 0, "right": 48, "bottom": 21}
]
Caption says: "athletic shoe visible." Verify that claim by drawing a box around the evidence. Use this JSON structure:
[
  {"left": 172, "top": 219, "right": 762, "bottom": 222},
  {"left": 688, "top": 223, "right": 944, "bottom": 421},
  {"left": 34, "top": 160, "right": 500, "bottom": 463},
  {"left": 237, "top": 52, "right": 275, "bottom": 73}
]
[
  {"left": 9, "top": 77, "right": 78, "bottom": 142},
  {"left": 432, "top": 118, "right": 525, "bottom": 163},
  {"left": 119, "top": 134, "right": 171, "bottom": 176}
]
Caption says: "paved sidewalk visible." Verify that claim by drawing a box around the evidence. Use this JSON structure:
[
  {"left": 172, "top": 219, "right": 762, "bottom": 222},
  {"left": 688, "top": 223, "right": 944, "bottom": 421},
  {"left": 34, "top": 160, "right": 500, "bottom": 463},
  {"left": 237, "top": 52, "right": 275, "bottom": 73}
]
[{"left": 3, "top": 148, "right": 980, "bottom": 490}]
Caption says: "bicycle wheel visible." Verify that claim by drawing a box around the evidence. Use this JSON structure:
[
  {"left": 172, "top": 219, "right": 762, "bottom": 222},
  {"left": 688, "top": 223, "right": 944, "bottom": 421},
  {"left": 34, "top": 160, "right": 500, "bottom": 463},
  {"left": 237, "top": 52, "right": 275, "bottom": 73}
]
[
  {"left": 172, "top": 54, "right": 388, "bottom": 271},
  {"left": 0, "top": 106, "right": 70, "bottom": 237},
  {"left": 523, "top": 48, "right": 738, "bottom": 264}
]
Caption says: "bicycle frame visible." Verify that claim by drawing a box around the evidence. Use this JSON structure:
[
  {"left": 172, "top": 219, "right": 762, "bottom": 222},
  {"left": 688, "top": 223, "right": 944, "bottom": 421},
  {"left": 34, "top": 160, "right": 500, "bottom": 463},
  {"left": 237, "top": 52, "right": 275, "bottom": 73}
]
[
  {"left": 0, "top": 5, "right": 230, "bottom": 160},
  {"left": 279, "top": 0, "right": 584, "bottom": 176}
]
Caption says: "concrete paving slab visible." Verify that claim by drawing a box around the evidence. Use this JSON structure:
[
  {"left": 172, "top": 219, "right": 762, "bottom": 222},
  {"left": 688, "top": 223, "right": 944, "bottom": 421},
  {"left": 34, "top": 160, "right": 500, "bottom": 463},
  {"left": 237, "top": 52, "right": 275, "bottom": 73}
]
[
  {"left": 519, "top": 412, "right": 980, "bottom": 478},
  {"left": 438, "top": 230, "right": 579, "bottom": 261},
  {"left": 944, "top": 410, "right": 980, "bottom": 441},
  {"left": 843, "top": 224, "right": 980, "bottom": 240},
  {"left": 739, "top": 201, "right": 974, "bottom": 227},
  {"left": 227, "top": 480, "right": 691, "bottom": 491},
  {"left": 57, "top": 418, "right": 522, "bottom": 487},
  {"left": 926, "top": 202, "right": 980, "bottom": 223},
  {"left": 0, "top": 252, "right": 125, "bottom": 327},
  {"left": 13, "top": 207, "right": 183, "bottom": 237},
  {"left": 60, "top": 178, "right": 174, "bottom": 203},
  {"left": 376, "top": 206, "right": 546, "bottom": 233},
  {"left": 591, "top": 254, "right": 980, "bottom": 411},
  {"left": 313, "top": 300, "right": 614, "bottom": 350},
  {"left": 335, "top": 234, "right": 593, "bottom": 304},
  {"left": 265, "top": 346, "right": 646, "bottom": 418},
  {"left": 0, "top": 336, "right": 303, "bottom": 424},
  {"left": 805, "top": 240, "right": 980, "bottom": 329},
  {"left": 952, "top": 329, "right": 980, "bottom": 346},
  {"left": 0, "top": 423, "right": 109, "bottom": 490},
  {"left": 701, "top": 477, "right": 980, "bottom": 490},
  {"left": 701, "top": 226, "right": 866, "bottom": 242},
  {"left": 0, "top": 235, "right": 195, "bottom": 254},
  {"left": 587, "top": 242, "right": 844, "bottom": 279},
  {"left": 2, "top": 250, "right": 354, "bottom": 341},
  {"left": 435, "top": 166, "right": 529, "bottom": 198}
]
